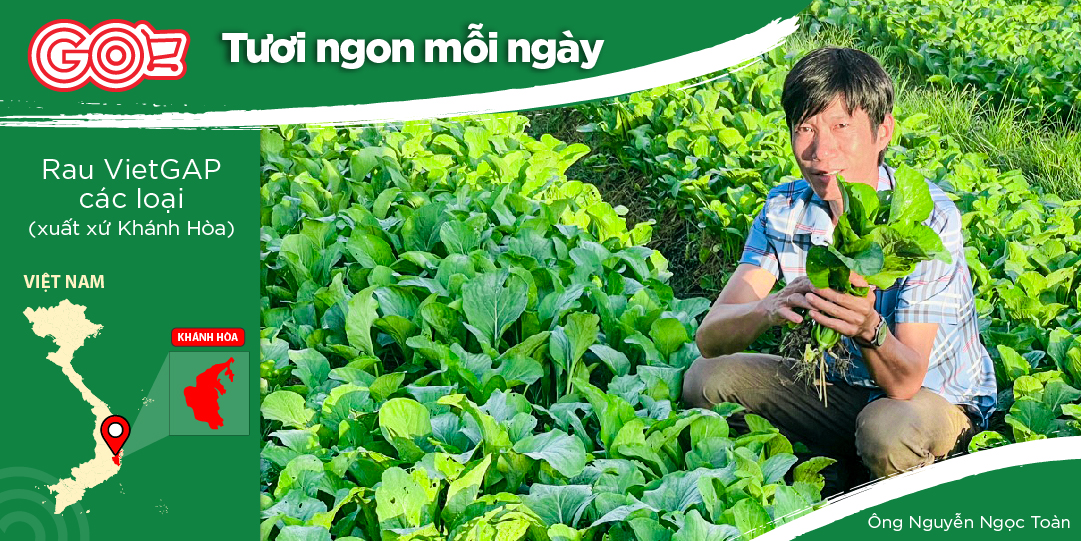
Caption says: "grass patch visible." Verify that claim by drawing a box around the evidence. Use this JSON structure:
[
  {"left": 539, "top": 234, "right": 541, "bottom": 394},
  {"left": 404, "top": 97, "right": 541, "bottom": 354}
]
[{"left": 895, "top": 82, "right": 1081, "bottom": 200}]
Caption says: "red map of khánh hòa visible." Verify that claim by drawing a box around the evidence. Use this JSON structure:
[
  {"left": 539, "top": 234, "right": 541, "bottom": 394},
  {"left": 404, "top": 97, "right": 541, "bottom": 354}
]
[{"left": 183, "top": 357, "right": 235, "bottom": 429}]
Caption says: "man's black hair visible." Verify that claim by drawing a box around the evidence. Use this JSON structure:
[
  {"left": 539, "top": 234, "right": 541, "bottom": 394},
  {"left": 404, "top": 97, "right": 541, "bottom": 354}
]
[{"left": 781, "top": 46, "right": 894, "bottom": 165}]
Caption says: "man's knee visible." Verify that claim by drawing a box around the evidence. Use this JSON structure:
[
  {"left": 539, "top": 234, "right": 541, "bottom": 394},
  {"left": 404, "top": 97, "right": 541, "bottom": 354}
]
[
  {"left": 855, "top": 398, "right": 930, "bottom": 478},
  {"left": 681, "top": 353, "right": 779, "bottom": 409},
  {"left": 682, "top": 356, "right": 717, "bottom": 409},
  {"left": 682, "top": 354, "right": 749, "bottom": 409}
]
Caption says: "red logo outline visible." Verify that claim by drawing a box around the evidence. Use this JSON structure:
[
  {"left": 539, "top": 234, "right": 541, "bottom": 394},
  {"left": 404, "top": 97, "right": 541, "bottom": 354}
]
[{"left": 29, "top": 19, "right": 190, "bottom": 92}]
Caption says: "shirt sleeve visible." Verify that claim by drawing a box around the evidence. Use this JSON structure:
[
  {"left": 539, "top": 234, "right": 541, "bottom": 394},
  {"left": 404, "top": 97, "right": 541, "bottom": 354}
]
[
  {"left": 894, "top": 201, "right": 965, "bottom": 325},
  {"left": 738, "top": 202, "right": 781, "bottom": 279}
]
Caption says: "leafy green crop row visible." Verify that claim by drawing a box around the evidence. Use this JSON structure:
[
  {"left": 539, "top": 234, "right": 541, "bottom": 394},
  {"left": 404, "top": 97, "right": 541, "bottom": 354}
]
[
  {"left": 807, "top": 0, "right": 1081, "bottom": 124},
  {"left": 572, "top": 43, "right": 1081, "bottom": 446},
  {"left": 258, "top": 117, "right": 836, "bottom": 541}
]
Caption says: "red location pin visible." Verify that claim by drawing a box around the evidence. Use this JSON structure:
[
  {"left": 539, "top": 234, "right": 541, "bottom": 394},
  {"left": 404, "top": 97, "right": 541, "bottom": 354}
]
[{"left": 100, "top": 415, "right": 130, "bottom": 459}]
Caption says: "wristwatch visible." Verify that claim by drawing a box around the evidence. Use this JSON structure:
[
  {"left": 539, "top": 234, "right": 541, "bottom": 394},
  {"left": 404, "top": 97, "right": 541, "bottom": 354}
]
[{"left": 854, "top": 313, "right": 888, "bottom": 349}]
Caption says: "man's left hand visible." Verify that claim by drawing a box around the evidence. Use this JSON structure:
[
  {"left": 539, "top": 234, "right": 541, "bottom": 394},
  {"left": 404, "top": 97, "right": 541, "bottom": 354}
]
[{"left": 805, "top": 272, "right": 880, "bottom": 342}]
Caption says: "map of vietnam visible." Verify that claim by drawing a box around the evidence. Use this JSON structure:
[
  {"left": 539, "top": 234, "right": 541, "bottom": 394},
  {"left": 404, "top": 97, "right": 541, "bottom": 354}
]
[
  {"left": 183, "top": 357, "right": 235, "bottom": 429},
  {"left": 23, "top": 300, "right": 116, "bottom": 514}
]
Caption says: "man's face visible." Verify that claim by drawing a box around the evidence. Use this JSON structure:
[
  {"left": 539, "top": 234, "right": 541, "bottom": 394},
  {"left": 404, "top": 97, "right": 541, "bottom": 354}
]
[{"left": 790, "top": 96, "right": 893, "bottom": 200}]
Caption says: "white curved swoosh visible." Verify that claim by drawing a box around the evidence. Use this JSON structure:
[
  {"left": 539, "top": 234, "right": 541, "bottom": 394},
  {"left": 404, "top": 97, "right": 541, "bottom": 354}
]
[{"left": 1, "top": 17, "right": 798, "bottom": 128}]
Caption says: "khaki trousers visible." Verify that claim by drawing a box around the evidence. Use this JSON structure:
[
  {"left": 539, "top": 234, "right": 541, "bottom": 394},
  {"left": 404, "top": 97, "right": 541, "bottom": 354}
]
[{"left": 682, "top": 352, "right": 975, "bottom": 488}]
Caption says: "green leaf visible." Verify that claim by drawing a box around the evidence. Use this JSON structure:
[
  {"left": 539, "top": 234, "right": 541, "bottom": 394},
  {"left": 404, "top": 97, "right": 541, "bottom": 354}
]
[
  {"left": 761, "top": 453, "right": 798, "bottom": 485},
  {"left": 1007, "top": 400, "right": 1057, "bottom": 439},
  {"left": 402, "top": 202, "right": 448, "bottom": 252},
  {"left": 375, "top": 467, "right": 437, "bottom": 529},
  {"left": 888, "top": 165, "right": 934, "bottom": 225},
  {"left": 733, "top": 498, "right": 773, "bottom": 539},
  {"left": 441, "top": 220, "right": 481, "bottom": 254},
  {"left": 419, "top": 300, "right": 460, "bottom": 340},
  {"left": 373, "top": 187, "right": 401, "bottom": 219},
  {"left": 539, "top": 285, "right": 587, "bottom": 325},
  {"left": 261, "top": 391, "right": 314, "bottom": 428},
  {"left": 888, "top": 223, "right": 950, "bottom": 264},
  {"left": 280, "top": 234, "right": 319, "bottom": 283},
  {"left": 1047, "top": 329, "right": 1075, "bottom": 365},
  {"left": 375, "top": 315, "right": 417, "bottom": 349},
  {"left": 347, "top": 232, "right": 395, "bottom": 268},
  {"left": 1042, "top": 381, "right": 1081, "bottom": 412},
  {"left": 271, "top": 429, "right": 320, "bottom": 454},
  {"left": 548, "top": 524, "right": 584, "bottom": 541},
  {"left": 321, "top": 384, "right": 374, "bottom": 427},
  {"left": 717, "top": 127, "right": 743, "bottom": 150},
  {"left": 686, "top": 438, "right": 735, "bottom": 471},
  {"left": 375, "top": 286, "right": 420, "bottom": 320},
  {"left": 523, "top": 484, "right": 595, "bottom": 527},
  {"left": 640, "top": 468, "right": 715, "bottom": 513},
  {"left": 968, "top": 430, "right": 1010, "bottom": 453},
  {"left": 500, "top": 331, "right": 551, "bottom": 362},
  {"left": 480, "top": 389, "right": 532, "bottom": 422},
  {"left": 462, "top": 271, "right": 529, "bottom": 349},
  {"left": 628, "top": 518, "right": 673, "bottom": 541},
  {"left": 261, "top": 128, "right": 285, "bottom": 155},
  {"left": 289, "top": 349, "right": 330, "bottom": 390},
  {"left": 805, "top": 245, "right": 843, "bottom": 290},
  {"left": 673, "top": 509, "right": 740, "bottom": 541},
  {"left": 276, "top": 526, "right": 332, "bottom": 541},
  {"left": 370, "top": 372, "right": 407, "bottom": 403},
  {"left": 438, "top": 394, "right": 512, "bottom": 453},
  {"left": 624, "top": 332, "right": 663, "bottom": 365},
  {"left": 494, "top": 356, "right": 544, "bottom": 387},
  {"left": 379, "top": 398, "right": 432, "bottom": 462},
  {"left": 771, "top": 485, "right": 812, "bottom": 525},
  {"left": 551, "top": 312, "right": 600, "bottom": 383},
  {"left": 573, "top": 378, "right": 637, "bottom": 450},
  {"left": 998, "top": 345, "right": 1031, "bottom": 381},
  {"left": 589, "top": 493, "right": 653, "bottom": 528},
  {"left": 690, "top": 414, "right": 729, "bottom": 445},
  {"left": 649, "top": 318, "right": 690, "bottom": 359},
  {"left": 837, "top": 241, "right": 885, "bottom": 278},
  {"left": 350, "top": 146, "right": 383, "bottom": 180},
  {"left": 443, "top": 455, "right": 492, "bottom": 525},
  {"left": 513, "top": 429, "right": 587, "bottom": 478},
  {"left": 264, "top": 488, "right": 327, "bottom": 522},
  {"left": 792, "top": 457, "right": 835, "bottom": 496},
  {"left": 589, "top": 344, "right": 631, "bottom": 377},
  {"left": 346, "top": 286, "right": 379, "bottom": 355},
  {"left": 274, "top": 453, "right": 334, "bottom": 499},
  {"left": 844, "top": 182, "right": 880, "bottom": 234}
]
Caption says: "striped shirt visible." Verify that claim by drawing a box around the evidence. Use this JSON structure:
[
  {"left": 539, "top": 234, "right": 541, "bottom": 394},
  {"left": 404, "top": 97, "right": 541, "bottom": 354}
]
[{"left": 739, "top": 165, "right": 996, "bottom": 426}]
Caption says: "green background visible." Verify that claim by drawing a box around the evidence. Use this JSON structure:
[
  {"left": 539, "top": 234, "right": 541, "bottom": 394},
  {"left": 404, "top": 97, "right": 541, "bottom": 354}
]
[
  {"left": 2, "top": 127, "right": 257, "bottom": 540},
  {"left": 169, "top": 351, "right": 250, "bottom": 436},
  {"left": 0, "top": 0, "right": 810, "bottom": 118},
  {"left": 798, "top": 459, "right": 1081, "bottom": 540},
  {"left": 2, "top": 1, "right": 1081, "bottom": 540}
]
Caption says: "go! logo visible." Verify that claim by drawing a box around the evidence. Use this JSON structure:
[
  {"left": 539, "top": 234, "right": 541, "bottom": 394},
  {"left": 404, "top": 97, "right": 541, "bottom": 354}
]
[{"left": 29, "top": 19, "right": 189, "bottom": 92}]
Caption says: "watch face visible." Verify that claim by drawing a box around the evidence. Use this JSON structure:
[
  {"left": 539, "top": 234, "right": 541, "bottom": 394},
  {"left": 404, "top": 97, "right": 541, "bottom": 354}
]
[{"left": 874, "top": 318, "right": 888, "bottom": 346}]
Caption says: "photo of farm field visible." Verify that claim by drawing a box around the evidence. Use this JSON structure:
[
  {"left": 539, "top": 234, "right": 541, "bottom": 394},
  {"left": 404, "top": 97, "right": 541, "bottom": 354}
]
[{"left": 258, "top": 1, "right": 1081, "bottom": 540}]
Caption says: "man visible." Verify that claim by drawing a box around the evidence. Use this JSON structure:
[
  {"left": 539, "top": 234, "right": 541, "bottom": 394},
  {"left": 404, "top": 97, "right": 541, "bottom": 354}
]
[{"left": 682, "top": 47, "right": 996, "bottom": 488}]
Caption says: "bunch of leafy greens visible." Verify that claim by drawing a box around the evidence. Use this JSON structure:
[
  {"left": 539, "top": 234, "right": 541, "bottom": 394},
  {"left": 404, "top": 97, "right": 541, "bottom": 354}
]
[
  {"left": 788, "top": 166, "right": 952, "bottom": 404},
  {"left": 258, "top": 118, "right": 837, "bottom": 541}
]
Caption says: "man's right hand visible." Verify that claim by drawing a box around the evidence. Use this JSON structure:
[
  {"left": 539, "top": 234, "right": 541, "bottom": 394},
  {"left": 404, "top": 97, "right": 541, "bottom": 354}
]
[
  {"left": 761, "top": 276, "right": 815, "bottom": 327},
  {"left": 697, "top": 264, "right": 812, "bottom": 358}
]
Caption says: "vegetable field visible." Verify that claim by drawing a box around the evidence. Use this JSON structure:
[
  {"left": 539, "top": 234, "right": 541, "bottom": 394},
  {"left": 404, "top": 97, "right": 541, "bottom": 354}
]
[
  {"left": 259, "top": 4, "right": 1081, "bottom": 541},
  {"left": 259, "top": 118, "right": 834, "bottom": 541}
]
